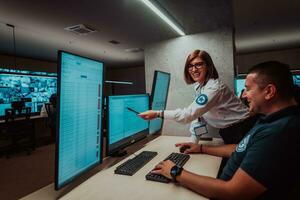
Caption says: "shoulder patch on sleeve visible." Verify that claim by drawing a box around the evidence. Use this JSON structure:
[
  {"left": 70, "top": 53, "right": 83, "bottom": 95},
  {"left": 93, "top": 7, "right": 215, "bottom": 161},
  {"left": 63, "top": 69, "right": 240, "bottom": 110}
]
[{"left": 196, "top": 94, "right": 208, "bottom": 105}]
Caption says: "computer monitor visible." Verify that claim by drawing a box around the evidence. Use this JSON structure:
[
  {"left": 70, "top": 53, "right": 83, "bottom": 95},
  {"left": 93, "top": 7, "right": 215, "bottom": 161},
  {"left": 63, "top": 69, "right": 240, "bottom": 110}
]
[
  {"left": 107, "top": 94, "right": 149, "bottom": 156},
  {"left": 149, "top": 70, "right": 170, "bottom": 134},
  {"left": 292, "top": 70, "right": 300, "bottom": 87},
  {"left": 234, "top": 74, "right": 246, "bottom": 98},
  {"left": 55, "top": 51, "right": 104, "bottom": 190},
  {"left": 0, "top": 68, "right": 57, "bottom": 118}
]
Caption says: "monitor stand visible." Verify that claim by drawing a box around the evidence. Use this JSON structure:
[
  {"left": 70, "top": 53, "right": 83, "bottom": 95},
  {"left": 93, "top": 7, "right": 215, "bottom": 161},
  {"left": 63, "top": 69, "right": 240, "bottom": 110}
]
[{"left": 111, "top": 149, "right": 127, "bottom": 157}]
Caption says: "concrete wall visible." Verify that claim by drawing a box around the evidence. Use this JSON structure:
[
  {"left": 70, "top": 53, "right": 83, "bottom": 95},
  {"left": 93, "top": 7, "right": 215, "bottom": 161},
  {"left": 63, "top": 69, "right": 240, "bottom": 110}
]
[{"left": 145, "top": 29, "right": 234, "bottom": 137}]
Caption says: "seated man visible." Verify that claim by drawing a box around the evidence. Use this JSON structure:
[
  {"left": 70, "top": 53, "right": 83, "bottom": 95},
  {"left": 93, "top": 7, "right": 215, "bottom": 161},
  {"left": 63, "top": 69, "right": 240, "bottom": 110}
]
[
  {"left": 40, "top": 94, "right": 57, "bottom": 117},
  {"left": 153, "top": 61, "right": 300, "bottom": 200},
  {"left": 40, "top": 104, "right": 48, "bottom": 117}
]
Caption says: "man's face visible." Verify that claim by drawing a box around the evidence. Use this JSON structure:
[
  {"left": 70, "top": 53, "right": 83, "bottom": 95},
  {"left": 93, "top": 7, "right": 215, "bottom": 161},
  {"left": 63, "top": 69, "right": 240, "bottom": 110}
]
[{"left": 242, "top": 73, "right": 266, "bottom": 114}]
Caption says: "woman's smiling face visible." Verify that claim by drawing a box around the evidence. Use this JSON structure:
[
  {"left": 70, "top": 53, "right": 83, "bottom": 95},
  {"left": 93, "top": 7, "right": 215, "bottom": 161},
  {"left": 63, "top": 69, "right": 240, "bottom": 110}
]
[{"left": 188, "top": 57, "right": 207, "bottom": 84}]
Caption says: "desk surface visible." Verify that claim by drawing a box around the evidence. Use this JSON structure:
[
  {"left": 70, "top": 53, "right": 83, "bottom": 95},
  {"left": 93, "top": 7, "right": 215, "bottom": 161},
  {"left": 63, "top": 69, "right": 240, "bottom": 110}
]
[{"left": 21, "top": 136, "right": 223, "bottom": 200}]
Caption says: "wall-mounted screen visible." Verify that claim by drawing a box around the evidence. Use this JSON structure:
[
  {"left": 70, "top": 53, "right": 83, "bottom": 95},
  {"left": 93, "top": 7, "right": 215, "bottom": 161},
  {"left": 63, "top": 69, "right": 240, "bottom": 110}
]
[
  {"left": 0, "top": 68, "right": 57, "bottom": 117},
  {"left": 55, "top": 51, "right": 103, "bottom": 190},
  {"left": 149, "top": 70, "right": 170, "bottom": 134}
]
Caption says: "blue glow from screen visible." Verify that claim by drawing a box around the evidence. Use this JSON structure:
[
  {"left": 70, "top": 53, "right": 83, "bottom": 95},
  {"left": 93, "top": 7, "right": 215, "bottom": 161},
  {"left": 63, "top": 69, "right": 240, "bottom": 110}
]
[
  {"left": 108, "top": 94, "right": 149, "bottom": 145},
  {"left": 293, "top": 75, "right": 300, "bottom": 87},
  {"left": 149, "top": 71, "right": 170, "bottom": 134},
  {"left": 234, "top": 78, "right": 246, "bottom": 98},
  {"left": 57, "top": 52, "right": 103, "bottom": 189},
  {"left": 0, "top": 72, "right": 57, "bottom": 117}
]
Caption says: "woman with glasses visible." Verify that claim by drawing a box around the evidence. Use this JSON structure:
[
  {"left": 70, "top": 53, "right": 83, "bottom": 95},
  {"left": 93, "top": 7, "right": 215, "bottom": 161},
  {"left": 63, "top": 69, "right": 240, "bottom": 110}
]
[{"left": 139, "top": 49, "right": 255, "bottom": 144}]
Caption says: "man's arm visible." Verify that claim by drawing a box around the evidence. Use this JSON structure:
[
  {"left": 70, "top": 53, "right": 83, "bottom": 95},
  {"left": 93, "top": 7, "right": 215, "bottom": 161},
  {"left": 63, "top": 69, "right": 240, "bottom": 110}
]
[
  {"left": 177, "top": 168, "right": 266, "bottom": 200},
  {"left": 202, "top": 144, "right": 236, "bottom": 158},
  {"left": 176, "top": 142, "right": 236, "bottom": 158},
  {"left": 153, "top": 160, "right": 266, "bottom": 200}
]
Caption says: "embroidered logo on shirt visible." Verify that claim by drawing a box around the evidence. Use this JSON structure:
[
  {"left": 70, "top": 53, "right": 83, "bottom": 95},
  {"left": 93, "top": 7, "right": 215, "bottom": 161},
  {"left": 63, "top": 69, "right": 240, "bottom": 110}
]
[
  {"left": 236, "top": 134, "right": 251, "bottom": 152},
  {"left": 196, "top": 94, "right": 208, "bottom": 105}
]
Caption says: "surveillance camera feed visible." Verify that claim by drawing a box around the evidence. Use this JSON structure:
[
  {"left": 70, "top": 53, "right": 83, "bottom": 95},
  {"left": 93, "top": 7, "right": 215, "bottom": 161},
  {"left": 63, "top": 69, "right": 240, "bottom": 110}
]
[{"left": 0, "top": 68, "right": 57, "bottom": 117}]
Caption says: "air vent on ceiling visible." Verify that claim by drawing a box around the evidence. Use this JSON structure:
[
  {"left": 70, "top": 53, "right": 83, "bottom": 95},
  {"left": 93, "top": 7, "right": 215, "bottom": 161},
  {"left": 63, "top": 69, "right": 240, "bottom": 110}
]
[
  {"left": 64, "top": 24, "right": 97, "bottom": 35},
  {"left": 125, "top": 48, "right": 144, "bottom": 53}
]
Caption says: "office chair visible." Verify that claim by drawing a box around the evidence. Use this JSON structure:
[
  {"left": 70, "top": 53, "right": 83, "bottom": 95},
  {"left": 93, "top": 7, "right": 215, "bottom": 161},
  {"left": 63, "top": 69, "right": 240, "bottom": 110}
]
[
  {"left": 45, "top": 103, "right": 56, "bottom": 141},
  {"left": 2, "top": 107, "right": 35, "bottom": 158}
]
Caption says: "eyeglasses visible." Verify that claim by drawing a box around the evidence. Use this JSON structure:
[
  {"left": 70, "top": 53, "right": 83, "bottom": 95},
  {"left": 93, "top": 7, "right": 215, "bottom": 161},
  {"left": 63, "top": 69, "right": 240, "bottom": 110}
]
[{"left": 188, "top": 62, "right": 205, "bottom": 71}]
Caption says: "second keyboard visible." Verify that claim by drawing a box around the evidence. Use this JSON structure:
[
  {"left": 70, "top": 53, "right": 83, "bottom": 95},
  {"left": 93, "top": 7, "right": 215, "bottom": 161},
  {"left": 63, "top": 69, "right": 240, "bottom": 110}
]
[{"left": 145, "top": 152, "right": 190, "bottom": 183}]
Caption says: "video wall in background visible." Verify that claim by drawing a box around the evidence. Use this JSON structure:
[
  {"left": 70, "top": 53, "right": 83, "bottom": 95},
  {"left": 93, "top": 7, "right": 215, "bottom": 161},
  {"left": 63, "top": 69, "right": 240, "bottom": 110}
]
[{"left": 0, "top": 68, "right": 57, "bottom": 116}]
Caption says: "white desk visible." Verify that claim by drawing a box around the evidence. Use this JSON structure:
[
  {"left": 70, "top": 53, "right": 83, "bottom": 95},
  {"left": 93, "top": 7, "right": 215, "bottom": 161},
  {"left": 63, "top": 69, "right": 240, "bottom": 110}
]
[{"left": 21, "top": 136, "right": 223, "bottom": 200}]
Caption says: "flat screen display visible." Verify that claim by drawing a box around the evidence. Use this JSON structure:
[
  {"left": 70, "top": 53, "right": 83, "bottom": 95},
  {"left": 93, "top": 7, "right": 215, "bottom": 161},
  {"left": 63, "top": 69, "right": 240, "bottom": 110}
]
[
  {"left": 292, "top": 72, "right": 300, "bottom": 87},
  {"left": 55, "top": 51, "right": 103, "bottom": 190},
  {"left": 149, "top": 71, "right": 170, "bottom": 134},
  {"left": 0, "top": 68, "right": 57, "bottom": 117},
  {"left": 107, "top": 94, "right": 149, "bottom": 154},
  {"left": 234, "top": 75, "right": 246, "bottom": 98}
]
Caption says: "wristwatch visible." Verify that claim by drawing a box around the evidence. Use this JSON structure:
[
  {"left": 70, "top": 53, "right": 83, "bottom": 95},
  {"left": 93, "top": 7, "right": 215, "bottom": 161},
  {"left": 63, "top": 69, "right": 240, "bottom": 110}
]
[{"left": 170, "top": 165, "right": 183, "bottom": 182}]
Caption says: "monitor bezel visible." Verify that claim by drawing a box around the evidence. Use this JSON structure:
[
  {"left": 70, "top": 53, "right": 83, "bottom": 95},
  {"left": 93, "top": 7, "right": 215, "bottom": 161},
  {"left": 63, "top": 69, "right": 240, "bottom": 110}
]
[
  {"left": 106, "top": 94, "right": 149, "bottom": 156},
  {"left": 149, "top": 70, "right": 171, "bottom": 134},
  {"left": 55, "top": 50, "right": 104, "bottom": 190}
]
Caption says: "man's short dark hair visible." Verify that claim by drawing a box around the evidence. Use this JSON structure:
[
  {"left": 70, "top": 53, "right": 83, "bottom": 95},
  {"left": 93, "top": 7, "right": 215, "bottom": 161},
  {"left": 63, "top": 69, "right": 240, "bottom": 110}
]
[{"left": 248, "top": 61, "right": 294, "bottom": 100}]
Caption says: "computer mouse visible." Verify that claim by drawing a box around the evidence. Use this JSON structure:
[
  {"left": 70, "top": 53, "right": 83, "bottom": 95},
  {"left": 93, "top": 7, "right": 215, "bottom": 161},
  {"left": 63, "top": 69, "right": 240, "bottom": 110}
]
[{"left": 179, "top": 145, "right": 190, "bottom": 153}]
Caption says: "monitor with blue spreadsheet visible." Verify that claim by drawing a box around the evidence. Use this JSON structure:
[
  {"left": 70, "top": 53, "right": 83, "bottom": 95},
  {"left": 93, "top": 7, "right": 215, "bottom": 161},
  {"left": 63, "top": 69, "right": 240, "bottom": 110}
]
[
  {"left": 55, "top": 51, "right": 104, "bottom": 190},
  {"left": 107, "top": 94, "right": 149, "bottom": 156},
  {"left": 149, "top": 70, "right": 170, "bottom": 134}
]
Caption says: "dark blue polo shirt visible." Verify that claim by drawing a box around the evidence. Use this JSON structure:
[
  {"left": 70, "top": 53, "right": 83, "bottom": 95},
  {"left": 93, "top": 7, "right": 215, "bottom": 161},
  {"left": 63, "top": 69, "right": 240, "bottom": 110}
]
[{"left": 220, "top": 105, "right": 300, "bottom": 199}]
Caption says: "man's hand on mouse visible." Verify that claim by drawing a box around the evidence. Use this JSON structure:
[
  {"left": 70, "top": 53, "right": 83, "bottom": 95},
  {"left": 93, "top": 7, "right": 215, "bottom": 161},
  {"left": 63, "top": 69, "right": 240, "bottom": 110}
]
[{"left": 175, "top": 142, "right": 201, "bottom": 154}]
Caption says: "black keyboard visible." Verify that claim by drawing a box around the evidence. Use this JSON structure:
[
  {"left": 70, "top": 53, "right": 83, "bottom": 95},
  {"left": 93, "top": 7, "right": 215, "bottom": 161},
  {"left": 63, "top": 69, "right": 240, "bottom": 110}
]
[
  {"left": 145, "top": 152, "right": 190, "bottom": 183},
  {"left": 114, "top": 151, "right": 158, "bottom": 176}
]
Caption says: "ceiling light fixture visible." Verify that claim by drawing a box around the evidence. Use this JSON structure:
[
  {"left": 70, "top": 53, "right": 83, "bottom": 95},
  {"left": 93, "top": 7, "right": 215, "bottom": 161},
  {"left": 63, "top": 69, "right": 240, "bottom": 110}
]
[
  {"left": 125, "top": 48, "right": 144, "bottom": 53},
  {"left": 140, "top": 0, "right": 185, "bottom": 36},
  {"left": 6, "top": 24, "right": 17, "bottom": 67}
]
